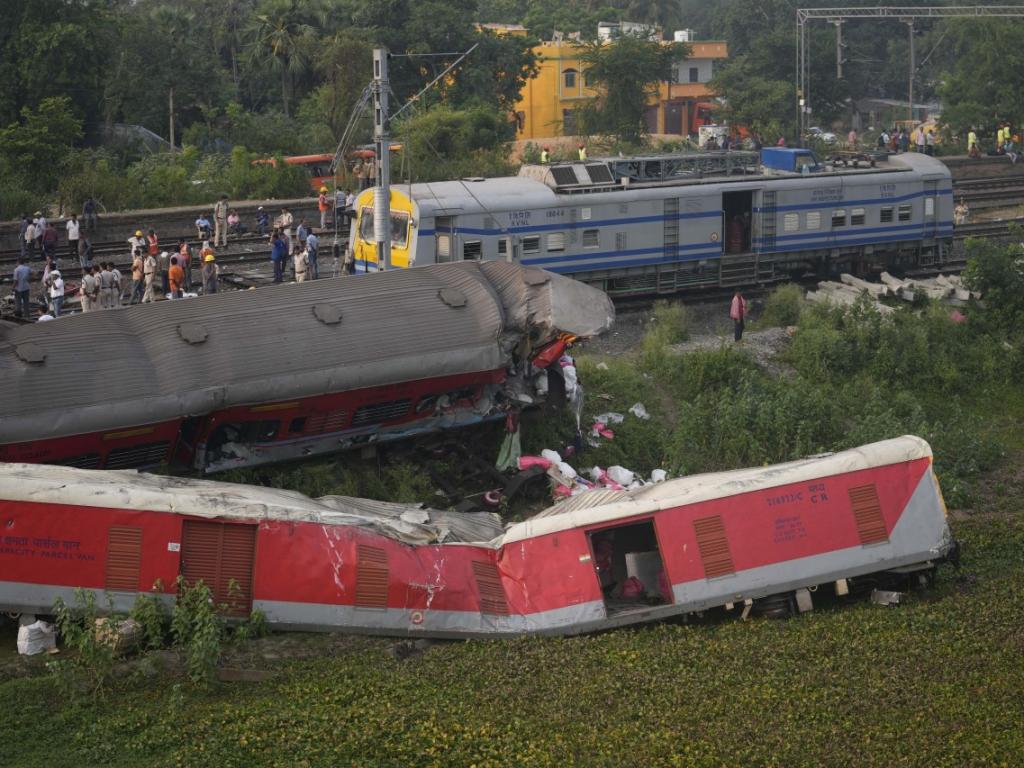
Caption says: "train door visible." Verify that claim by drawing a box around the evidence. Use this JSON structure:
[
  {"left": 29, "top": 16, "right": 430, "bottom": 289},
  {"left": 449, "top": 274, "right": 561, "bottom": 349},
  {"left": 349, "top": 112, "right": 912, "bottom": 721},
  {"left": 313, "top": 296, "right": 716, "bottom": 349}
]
[
  {"left": 180, "top": 519, "right": 258, "bottom": 617},
  {"left": 923, "top": 180, "right": 939, "bottom": 239},
  {"left": 497, "top": 236, "right": 514, "bottom": 262},
  {"left": 435, "top": 217, "right": 454, "bottom": 263},
  {"left": 722, "top": 190, "right": 753, "bottom": 254},
  {"left": 588, "top": 519, "right": 672, "bottom": 617}
]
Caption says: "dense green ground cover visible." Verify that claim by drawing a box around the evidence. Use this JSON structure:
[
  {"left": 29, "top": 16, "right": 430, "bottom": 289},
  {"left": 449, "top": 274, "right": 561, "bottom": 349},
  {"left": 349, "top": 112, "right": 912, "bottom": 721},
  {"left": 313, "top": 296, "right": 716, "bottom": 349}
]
[
  {"left": 3, "top": 508, "right": 1022, "bottom": 767},
  {"left": 4, "top": 284, "right": 1023, "bottom": 767}
]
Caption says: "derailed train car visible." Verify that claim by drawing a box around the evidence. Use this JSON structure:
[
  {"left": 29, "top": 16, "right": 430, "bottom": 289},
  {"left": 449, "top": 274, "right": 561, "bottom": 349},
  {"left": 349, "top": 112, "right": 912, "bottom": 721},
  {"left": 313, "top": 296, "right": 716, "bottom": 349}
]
[
  {"left": 0, "top": 262, "right": 613, "bottom": 473},
  {"left": 0, "top": 436, "right": 957, "bottom": 636}
]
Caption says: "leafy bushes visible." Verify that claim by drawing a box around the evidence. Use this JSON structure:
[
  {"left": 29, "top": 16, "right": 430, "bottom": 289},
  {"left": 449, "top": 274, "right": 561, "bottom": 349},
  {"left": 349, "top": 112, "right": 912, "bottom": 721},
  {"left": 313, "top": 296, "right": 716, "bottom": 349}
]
[{"left": 758, "top": 282, "right": 804, "bottom": 327}]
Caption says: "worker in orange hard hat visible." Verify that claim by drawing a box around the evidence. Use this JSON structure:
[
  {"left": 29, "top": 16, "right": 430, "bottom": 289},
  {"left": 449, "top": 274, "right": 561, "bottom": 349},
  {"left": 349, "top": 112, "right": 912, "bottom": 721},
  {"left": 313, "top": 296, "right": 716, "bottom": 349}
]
[{"left": 318, "top": 185, "right": 330, "bottom": 229}]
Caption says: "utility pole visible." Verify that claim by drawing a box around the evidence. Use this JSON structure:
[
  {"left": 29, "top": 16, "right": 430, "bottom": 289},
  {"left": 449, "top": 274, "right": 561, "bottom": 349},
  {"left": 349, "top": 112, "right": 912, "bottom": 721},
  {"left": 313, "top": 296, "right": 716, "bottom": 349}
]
[
  {"left": 906, "top": 20, "right": 915, "bottom": 123},
  {"left": 372, "top": 48, "right": 391, "bottom": 272},
  {"left": 833, "top": 20, "right": 844, "bottom": 79},
  {"left": 169, "top": 86, "right": 175, "bottom": 154}
]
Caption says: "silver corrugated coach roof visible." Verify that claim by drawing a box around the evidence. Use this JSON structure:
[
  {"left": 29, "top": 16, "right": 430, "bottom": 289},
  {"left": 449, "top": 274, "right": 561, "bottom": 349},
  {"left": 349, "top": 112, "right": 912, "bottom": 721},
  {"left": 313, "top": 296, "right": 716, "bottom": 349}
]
[{"left": 0, "top": 262, "right": 614, "bottom": 443}]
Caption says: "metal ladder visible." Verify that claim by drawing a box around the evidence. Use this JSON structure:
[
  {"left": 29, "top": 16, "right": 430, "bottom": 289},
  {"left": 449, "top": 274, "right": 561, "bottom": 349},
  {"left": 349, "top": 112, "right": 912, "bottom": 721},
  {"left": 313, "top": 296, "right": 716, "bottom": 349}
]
[{"left": 658, "top": 198, "right": 680, "bottom": 293}]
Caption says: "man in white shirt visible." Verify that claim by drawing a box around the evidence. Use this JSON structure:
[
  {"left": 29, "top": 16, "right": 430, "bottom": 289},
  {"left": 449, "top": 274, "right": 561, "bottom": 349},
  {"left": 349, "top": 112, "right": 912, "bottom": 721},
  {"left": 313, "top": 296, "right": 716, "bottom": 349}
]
[
  {"left": 66, "top": 214, "right": 81, "bottom": 265},
  {"left": 49, "top": 269, "right": 65, "bottom": 317}
]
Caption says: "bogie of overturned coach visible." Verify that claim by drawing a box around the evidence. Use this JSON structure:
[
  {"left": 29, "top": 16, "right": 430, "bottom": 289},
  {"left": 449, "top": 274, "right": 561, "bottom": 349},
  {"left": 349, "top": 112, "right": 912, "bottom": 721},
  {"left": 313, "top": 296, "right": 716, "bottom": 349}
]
[{"left": 351, "top": 151, "right": 954, "bottom": 295}]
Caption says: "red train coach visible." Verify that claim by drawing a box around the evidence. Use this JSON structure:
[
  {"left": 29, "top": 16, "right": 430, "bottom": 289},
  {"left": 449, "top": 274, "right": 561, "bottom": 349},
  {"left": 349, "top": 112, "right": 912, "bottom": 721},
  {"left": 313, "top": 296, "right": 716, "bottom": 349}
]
[
  {"left": 0, "top": 262, "right": 614, "bottom": 474},
  {"left": 0, "top": 436, "right": 957, "bottom": 636}
]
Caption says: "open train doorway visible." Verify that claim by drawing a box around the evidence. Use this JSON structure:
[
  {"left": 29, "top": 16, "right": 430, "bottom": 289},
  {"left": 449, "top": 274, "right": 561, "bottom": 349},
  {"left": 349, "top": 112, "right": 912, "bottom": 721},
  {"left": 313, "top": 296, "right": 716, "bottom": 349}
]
[
  {"left": 723, "top": 190, "right": 753, "bottom": 254},
  {"left": 589, "top": 519, "right": 672, "bottom": 617}
]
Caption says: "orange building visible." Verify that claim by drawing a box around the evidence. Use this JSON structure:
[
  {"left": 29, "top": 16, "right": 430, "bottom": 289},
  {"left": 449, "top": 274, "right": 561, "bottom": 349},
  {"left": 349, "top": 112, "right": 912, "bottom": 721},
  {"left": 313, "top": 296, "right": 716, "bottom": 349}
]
[{"left": 513, "top": 34, "right": 727, "bottom": 140}]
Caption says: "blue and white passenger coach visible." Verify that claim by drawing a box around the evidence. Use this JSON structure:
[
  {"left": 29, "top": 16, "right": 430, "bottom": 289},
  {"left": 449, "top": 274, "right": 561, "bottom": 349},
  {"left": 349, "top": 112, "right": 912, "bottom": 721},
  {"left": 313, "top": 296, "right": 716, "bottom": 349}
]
[{"left": 350, "top": 148, "right": 954, "bottom": 296}]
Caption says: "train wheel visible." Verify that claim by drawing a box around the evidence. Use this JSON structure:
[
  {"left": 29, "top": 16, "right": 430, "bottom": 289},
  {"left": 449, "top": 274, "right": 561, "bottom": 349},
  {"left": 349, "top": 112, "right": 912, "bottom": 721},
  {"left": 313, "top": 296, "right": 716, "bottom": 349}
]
[{"left": 754, "top": 593, "right": 796, "bottom": 619}]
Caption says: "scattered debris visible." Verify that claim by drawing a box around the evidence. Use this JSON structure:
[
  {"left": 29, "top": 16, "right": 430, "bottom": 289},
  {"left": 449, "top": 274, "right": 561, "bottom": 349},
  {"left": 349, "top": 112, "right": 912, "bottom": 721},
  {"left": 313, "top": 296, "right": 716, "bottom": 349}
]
[
  {"left": 17, "top": 617, "right": 56, "bottom": 656},
  {"left": 807, "top": 272, "right": 980, "bottom": 313},
  {"left": 870, "top": 588, "right": 903, "bottom": 606}
]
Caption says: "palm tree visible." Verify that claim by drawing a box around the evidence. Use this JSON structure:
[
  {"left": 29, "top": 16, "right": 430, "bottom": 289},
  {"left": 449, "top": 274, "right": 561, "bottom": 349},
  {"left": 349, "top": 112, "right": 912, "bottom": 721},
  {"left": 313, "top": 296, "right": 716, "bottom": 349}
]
[{"left": 246, "top": 0, "right": 318, "bottom": 116}]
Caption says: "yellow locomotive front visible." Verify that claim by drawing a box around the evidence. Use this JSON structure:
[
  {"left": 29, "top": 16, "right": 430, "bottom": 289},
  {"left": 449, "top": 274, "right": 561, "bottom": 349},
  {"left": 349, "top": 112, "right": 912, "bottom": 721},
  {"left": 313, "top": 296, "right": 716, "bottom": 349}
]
[{"left": 351, "top": 187, "right": 418, "bottom": 272}]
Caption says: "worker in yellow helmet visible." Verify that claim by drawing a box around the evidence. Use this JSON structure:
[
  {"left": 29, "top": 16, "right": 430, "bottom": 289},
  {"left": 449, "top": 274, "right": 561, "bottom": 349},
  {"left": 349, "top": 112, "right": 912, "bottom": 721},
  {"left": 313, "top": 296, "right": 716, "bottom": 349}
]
[
  {"left": 201, "top": 249, "right": 218, "bottom": 295},
  {"left": 318, "top": 185, "right": 330, "bottom": 229}
]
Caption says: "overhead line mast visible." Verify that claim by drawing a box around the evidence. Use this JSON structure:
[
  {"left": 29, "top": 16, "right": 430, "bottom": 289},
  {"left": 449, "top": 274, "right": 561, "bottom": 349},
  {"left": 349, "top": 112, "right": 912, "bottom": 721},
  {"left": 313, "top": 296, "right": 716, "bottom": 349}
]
[{"left": 796, "top": 5, "right": 1024, "bottom": 144}]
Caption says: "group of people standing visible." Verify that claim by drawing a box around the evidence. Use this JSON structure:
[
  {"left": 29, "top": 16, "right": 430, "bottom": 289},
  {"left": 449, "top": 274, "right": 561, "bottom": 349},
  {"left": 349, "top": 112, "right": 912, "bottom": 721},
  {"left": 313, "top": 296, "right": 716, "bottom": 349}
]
[
  {"left": 877, "top": 127, "right": 936, "bottom": 155},
  {"left": 269, "top": 210, "right": 321, "bottom": 284}
]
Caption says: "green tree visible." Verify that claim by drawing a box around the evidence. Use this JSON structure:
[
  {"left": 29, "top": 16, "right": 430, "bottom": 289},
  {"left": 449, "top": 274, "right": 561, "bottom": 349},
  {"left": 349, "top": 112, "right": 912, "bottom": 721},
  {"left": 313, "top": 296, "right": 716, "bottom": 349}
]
[
  {"left": 0, "top": 96, "right": 83, "bottom": 192},
  {"left": 579, "top": 35, "right": 685, "bottom": 143},
  {"left": 940, "top": 20, "right": 1024, "bottom": 138},
  {"left": 398, "top": 105, "right": 514, "bottom": 182},
  {"left": 246, "top": 0, "right": 322, "bottom": 116}
]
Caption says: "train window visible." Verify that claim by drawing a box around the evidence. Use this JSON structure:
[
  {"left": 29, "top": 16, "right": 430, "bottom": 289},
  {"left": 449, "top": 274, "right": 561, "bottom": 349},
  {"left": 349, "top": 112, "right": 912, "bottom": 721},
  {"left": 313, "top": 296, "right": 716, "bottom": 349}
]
[
  {"left": 289, "top": 417, "right": 307, "bottom": 433},
  {"left": 359, "top": 207, "right": 374, "bottom": 239},
  {"left": 583, "top": 229, "right": 600, "bottom": 248},
  {"left": 850, "top": 207, "right": 866, "bottom": 226},
  {"left": 898, "top": 204, "right": 912, "bottom": 222},
  {"left": 358, "top": 208, "right": 409, "bottom": 247},
  {"left": 391, "top": 212, "right": 409, "bottom": 247},
  {"left": 831, "top": 209, "right": 846, "bottom": 228},
  {"left": 463, "top": 240, "right": 482, "bottom": 260},
  {"left": 880, "top": 206, "right": 894, "bottom": 223},
  {"left": 581, "top": 207, "right": 592, "bottom": 220},
  {"left": 925, "top": 198, "right": 935, "bottom": 217},
  {"left": 547, "top": 233, "right": 566, "bottom": 252},
  {"left": 806, "top": 211, "right": 821, "bottom": 229},
  {"left": 497, "top": 238, "right": 508, "bottom": 257},
  {"left": 783, "top": 213, "right": 800, "bottom": 232},
  {"left": 616, "top": 232, "right": 627, "bottom": 250},
  {"left": 522, "top": 236, "right": 541, "bottom": 254},
  {"left": 436, "top": 234, "right": 452, "bottom": 261}
]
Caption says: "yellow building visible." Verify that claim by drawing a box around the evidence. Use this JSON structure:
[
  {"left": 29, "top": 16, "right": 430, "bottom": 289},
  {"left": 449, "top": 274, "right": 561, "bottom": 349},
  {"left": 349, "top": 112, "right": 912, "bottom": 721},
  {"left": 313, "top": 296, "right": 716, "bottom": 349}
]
[{"left": 513, "top": 36, "right": 728, "bottom": 140}]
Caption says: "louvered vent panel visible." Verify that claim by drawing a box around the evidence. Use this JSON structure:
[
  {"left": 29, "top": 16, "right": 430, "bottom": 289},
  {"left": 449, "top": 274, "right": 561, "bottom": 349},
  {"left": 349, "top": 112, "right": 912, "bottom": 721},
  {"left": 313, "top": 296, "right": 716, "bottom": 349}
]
[
  {"left": 105, "top": 526, "right": 143, "bottom": 592},
  {"left": 219, "top": 524, "right": 257, "bottom": 616},
  {"left": 693, "top": 515, "right": 735, "bottom": 578},
  {"left": 322, "top": 409, "right": 349, "bottom": 432},
  {"left": 54, "top": 453, "right": 101, "bottom": 469},
  {"left": 848, "top": 484, "right": 889, "bottom": 545},
  {"left": 105, "top": 441, "right": 170, "bottom": 469},
  {"left": 472, "top": 561, "right": 509, "bottom": 615},
  {"left": 355, "top": 545, "right": 389, "bottom": 609},
  {"left": 352, "top": 399, "right": 411, "bottom": 426},
  {"left": 306, "top": 412, "right": 328, "bottom": 434}
]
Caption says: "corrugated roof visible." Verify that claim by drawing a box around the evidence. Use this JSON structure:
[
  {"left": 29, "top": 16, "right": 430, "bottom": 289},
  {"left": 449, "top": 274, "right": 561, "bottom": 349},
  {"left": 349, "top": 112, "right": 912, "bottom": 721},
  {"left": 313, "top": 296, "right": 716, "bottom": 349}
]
[{"left": 0, "top": 262, "right": 613, "bottom": 443}]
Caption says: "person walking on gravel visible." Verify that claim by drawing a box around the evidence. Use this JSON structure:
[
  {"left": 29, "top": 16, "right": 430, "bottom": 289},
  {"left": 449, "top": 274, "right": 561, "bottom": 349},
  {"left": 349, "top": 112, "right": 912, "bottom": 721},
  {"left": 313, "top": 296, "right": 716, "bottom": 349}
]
[{"left": 730, "top": 290, "right": 747, "bottom": 342}]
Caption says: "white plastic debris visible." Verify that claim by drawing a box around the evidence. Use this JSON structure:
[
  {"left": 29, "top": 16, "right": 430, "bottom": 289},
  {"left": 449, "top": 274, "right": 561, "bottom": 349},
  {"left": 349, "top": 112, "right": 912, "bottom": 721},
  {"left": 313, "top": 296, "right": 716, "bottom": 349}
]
[
  {"left": 556, "top": 461, "right": 578, "bottom": 480},
  {"left": 561, "top": 361, "right": 578, "bottom": 399},
  {"left": 17, "top": 618, "right": 56, "bottom": 656},
  {"left": 650, "top": 469, "right": 667, "bottom": 483},
  {"left": 596, "top": 362, "right": 609, "bottom": 370},
  {"left": 594, "top": 412, "right": 625, "bottom": 425},
  {"left": 628, "top": 402, "right": 650, "bottom": 420},
  {"left": 541, "top": 449, "right": 563, "bottom": 465},
  {"left": 606, "top": 466, "right": 635, "bottom": 486}
]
